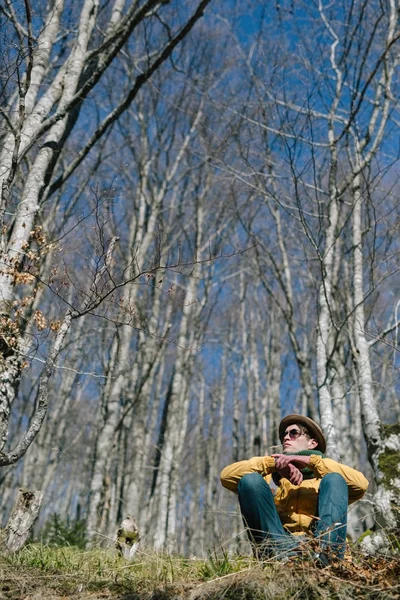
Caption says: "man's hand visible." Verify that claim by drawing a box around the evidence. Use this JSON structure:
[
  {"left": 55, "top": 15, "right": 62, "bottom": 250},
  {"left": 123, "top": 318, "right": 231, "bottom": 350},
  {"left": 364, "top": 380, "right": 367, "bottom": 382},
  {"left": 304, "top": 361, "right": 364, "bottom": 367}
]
[
  {"left": 272, "top": 454, "right": 313, "bottom": 486},
  {"left": 272, "top": 457, "right": 303, "bottom": 485},
  {"left": 285, "top": 463, "right": 303, "bottom": 486},
  {"left": 273, "top": 453, "right": 311, "bottom": 470}
]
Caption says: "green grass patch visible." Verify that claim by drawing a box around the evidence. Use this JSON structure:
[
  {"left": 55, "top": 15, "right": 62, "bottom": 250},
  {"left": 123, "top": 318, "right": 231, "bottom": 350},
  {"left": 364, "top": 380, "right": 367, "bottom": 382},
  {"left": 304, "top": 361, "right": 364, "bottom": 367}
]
[{"left": 1, "top": 543, "right": 400, "bottom": 599}]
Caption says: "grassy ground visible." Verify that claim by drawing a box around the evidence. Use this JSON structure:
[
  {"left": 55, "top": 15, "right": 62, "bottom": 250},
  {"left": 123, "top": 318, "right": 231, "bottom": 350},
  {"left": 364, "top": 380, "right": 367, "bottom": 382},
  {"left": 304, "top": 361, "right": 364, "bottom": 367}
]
[{"left": 0, "top": 544, "right": 399, "bottom": 599}]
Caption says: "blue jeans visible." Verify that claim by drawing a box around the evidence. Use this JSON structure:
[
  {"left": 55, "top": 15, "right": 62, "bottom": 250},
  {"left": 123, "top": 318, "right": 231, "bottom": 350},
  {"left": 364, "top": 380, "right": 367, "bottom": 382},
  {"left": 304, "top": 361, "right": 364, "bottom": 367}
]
[{"left": 237, "top": 472, "right": 348, "bottom": 559}]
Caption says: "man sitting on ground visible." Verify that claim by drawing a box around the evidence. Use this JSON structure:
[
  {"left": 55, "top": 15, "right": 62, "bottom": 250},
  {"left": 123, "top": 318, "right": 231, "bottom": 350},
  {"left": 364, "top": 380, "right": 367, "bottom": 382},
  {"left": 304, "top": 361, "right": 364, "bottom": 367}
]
[{"left": 220, "top": 414, "right": 368, "bottom": 564}]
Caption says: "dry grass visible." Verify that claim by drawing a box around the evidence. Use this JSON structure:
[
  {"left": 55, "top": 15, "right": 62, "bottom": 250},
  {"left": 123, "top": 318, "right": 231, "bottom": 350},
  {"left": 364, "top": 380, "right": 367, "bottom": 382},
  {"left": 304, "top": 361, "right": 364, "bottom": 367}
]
[{"left": 0, "top": 544, "right": 399, "bottom": 599}]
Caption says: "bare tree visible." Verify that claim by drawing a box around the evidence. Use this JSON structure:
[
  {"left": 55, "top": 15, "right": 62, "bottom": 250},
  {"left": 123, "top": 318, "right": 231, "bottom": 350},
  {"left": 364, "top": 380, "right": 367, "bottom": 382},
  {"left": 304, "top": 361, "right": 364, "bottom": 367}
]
[{"left": 0, "top": 0, "right": 212, "bottom": 461}]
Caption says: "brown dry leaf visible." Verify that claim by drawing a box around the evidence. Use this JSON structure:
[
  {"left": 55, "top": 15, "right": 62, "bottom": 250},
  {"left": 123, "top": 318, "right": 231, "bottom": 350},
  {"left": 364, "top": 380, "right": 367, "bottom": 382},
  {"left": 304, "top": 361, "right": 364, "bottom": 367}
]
[
  {"left": 50, "top": 320, "right": 61, "bottom": 332},
  {"left": 33, "top": 310, "right": 47, "bottom": 330},
  {"left": 13, "top": 272, "right": 36, "bottom": 284}
]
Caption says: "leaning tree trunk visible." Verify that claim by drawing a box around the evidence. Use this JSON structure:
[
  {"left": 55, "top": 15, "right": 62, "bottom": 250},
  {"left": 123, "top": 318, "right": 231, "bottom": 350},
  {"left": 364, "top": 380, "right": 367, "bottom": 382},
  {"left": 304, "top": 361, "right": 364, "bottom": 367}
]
[
  {"left": 0, "top": 0, "right": 101, "bottom": 435},
  {"left": 21, "top": 344, "right": 84, "bottom": 491}
]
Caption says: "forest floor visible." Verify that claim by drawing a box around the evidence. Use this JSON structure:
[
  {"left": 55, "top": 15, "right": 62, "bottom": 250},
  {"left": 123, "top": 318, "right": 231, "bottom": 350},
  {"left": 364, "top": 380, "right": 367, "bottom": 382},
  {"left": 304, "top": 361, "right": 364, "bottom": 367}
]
[{"left": 0, "top": 544, "right": 399, "bottom": 599}]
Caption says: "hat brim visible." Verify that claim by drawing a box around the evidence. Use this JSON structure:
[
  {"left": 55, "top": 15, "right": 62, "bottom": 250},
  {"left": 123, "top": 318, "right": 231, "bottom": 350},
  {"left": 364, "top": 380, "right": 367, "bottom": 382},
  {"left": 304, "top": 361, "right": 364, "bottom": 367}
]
[{"left": 279, "top": 414, "right": 326, "bottom": 453}]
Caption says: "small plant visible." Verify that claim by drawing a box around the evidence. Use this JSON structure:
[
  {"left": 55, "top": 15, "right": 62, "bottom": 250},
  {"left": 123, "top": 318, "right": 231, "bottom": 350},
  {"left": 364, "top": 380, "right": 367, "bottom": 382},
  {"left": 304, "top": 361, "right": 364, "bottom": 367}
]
[
  {"left": 199, "top": 548, "right": 238, "bottom": 579},
  {"left": 388, "top": 528, "right": 400, "bottom": 554},
  {"left": 40, "top": 513, "right": 87, "bottom": 548}
]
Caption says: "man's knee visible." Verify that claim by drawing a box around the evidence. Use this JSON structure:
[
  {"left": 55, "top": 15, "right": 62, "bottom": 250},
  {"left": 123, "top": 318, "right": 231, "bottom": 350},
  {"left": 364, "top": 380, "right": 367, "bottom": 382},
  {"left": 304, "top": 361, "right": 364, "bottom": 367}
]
[
  {"left": 238, "top": 472, "right": 265, "bottom": 495},
  {"left": 320, "top": 473, "right": 346, "bottom": 490}
]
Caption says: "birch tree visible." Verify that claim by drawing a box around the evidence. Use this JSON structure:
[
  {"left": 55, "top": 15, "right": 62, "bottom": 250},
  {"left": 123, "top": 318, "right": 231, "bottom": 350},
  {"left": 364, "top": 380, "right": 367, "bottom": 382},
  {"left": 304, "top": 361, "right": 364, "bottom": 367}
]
[{"left": 0, "top": 0, "right": 212, "bottom": 462}]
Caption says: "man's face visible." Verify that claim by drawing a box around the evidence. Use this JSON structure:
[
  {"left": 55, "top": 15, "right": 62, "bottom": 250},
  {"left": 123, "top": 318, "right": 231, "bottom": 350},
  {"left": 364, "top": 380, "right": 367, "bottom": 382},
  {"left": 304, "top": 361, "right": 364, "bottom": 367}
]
[{"left": 282, "top": 424, "right": 318, "bottom": 454}]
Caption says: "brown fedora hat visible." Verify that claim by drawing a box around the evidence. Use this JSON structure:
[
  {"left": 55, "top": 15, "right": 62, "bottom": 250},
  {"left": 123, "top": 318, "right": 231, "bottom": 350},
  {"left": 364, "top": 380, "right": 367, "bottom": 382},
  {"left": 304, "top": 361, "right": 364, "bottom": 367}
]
[{"left": 279, "top": 414, "right": 326, "bottom": 453}]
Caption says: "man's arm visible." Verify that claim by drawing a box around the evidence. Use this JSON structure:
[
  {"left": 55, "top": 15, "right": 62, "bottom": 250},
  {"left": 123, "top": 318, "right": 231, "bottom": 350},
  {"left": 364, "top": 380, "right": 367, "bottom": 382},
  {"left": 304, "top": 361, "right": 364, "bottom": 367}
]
[
  {"left": 272, "top": 454, "right": 369, "bottom": 502},
  {"left": 220, "top": 456, "right": 276, "bottom": 492},
  {"left": 273, "top": 454, "right": 311, "bottom": 470}
]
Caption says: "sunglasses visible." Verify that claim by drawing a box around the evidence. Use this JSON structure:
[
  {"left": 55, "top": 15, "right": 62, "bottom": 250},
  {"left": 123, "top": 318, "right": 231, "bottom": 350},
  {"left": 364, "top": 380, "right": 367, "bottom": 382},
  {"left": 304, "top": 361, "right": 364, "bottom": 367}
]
[{"left": 283, "top": 428, "right": 307, "bottom": 440}]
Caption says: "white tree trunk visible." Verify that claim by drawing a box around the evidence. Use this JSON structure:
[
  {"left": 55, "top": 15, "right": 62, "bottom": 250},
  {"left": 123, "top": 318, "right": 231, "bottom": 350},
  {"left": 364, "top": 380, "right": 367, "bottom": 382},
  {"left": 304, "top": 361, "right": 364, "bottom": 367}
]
[
  {"left": 86, "top": 330, "right": 126, "bottom": 539},
  {"left": 351, "top": 174, "right": 400, "bottom": 528},
  {"left": 152, "top": 293, "right": 197, "bottom": 550},
  {"left": 152, "top": 201, "right": 207, "bottom": 550}
]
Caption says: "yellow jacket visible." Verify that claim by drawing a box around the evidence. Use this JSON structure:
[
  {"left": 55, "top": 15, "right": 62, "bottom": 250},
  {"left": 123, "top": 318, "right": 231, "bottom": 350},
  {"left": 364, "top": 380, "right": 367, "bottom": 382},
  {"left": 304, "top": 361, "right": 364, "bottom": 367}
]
[{"left": 220, "top": 455, "right": 369, "bottom": 534}]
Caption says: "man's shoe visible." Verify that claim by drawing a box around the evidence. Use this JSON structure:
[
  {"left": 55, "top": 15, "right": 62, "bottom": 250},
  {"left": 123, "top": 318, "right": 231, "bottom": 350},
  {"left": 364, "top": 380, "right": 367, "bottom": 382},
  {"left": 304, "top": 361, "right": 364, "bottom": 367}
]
[{"left": 313, "top": 552, "right": 331, "bottom": 568}]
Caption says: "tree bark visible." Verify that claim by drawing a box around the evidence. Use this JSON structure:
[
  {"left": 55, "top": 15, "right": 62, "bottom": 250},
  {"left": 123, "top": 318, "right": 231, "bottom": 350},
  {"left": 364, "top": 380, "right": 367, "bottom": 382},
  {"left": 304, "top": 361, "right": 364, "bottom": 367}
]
[
  {"left": 351, "top": 173, "right": 400, "bottom": 528},
  {"left": 3, "top": 489, "right": 43, "bottom": 553}
]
